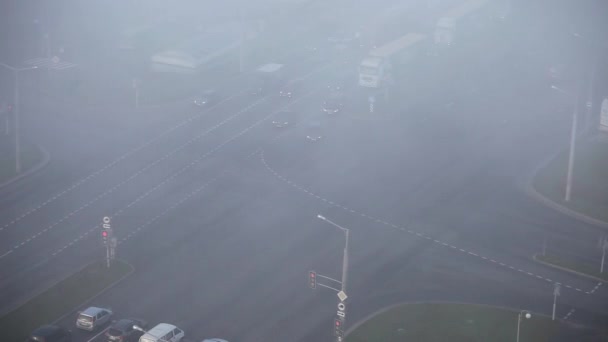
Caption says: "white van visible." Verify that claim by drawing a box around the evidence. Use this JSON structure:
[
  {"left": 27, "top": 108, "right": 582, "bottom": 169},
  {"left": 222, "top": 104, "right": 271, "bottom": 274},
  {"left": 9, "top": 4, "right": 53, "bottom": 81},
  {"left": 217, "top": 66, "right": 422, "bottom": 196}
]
[{"left": 139, "top": 323, "right": 184, "bottom": 342}]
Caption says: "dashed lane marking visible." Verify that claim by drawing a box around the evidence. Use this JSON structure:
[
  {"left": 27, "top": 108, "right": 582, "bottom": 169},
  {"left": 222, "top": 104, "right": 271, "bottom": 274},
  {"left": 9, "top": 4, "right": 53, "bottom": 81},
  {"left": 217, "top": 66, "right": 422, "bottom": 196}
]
[
  {"left": 0, "top": 91, "right": 246, "bottom": 233},
  {"left": 3, "top": 64, "right": 330, "bottom": 257},
  {"left": 44, "top": 74, "right": 327, "bottom": 259},
  {"left": 259, "top": 150, "right": 599, "bottom": 295}
]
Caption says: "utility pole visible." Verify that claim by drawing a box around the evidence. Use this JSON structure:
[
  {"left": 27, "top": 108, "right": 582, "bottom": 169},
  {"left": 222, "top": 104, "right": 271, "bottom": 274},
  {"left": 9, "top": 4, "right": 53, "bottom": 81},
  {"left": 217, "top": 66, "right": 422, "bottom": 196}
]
[
  {"left": 599, "top": 236, "right": 608, "bottom": 273},
  {"left": 0, "top": 63, "right": 38, "bottom": 174}
]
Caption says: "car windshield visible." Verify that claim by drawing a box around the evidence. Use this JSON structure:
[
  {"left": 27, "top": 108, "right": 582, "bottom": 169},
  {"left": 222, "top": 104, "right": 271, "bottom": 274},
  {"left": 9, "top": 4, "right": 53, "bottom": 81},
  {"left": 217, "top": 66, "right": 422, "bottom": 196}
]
[
  {"left": 324, "top": 100, "right": 339, "bottom": 108},
  {"left": 108, "top": 328, "right": 124, "bottom": 336}
]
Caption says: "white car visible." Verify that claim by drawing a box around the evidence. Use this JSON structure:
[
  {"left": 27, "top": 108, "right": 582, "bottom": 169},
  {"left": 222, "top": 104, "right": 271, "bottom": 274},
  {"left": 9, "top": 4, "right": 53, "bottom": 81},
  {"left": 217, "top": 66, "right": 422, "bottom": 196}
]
[
  {"left": 75, "top": 306, "right": 113, "bottom": 331},
  {"left": 139, "top": 323, "right": 184, "bottom": 342}
]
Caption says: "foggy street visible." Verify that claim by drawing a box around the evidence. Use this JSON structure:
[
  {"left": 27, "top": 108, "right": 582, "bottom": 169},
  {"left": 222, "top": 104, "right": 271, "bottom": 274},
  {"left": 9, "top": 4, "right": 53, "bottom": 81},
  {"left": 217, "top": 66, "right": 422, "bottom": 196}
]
[{"left": 1, "top": 0, "right": 608, "bottom": 342}]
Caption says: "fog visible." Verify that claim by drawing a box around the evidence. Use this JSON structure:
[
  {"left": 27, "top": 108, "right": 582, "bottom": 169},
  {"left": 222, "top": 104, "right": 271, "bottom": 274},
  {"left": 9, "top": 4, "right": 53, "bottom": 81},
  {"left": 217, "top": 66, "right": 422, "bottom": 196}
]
[{"left": 1, "top": 0, "right": 608, "bottom": 341}]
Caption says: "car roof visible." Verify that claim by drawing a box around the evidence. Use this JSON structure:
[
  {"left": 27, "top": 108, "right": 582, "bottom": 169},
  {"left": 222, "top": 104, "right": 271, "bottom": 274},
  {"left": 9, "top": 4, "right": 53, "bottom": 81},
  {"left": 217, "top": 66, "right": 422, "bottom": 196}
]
[
  {"left": 32, "top": 325, "right": 62, "bottom": 336},
  {"left": 147, "top": 323, "right": 177, "bottom": 336},
  {"left": 81, "top": 306, "right": 107, "bottom": 316},
  {"left": 113, "top": 318, "right": 137, "bottom": 330}
]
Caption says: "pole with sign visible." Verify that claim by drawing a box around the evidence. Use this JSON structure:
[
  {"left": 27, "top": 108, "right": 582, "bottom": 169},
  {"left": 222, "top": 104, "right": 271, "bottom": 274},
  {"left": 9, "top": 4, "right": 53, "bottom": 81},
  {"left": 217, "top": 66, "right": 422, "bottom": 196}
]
[
  {"left": 552, "top": 283, "right": 560, "bottom": 320},
  {"left": 102, "top": 216, "right": 113, "bottom": 268}
]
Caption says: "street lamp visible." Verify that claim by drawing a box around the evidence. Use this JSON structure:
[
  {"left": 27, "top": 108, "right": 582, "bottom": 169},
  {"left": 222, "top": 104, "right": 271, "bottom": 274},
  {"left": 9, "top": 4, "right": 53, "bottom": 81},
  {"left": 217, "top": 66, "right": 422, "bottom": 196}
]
[
  {"left": 317, "top": 214, "right": 349, "bottom": 293},
  {"left": 0, "top": 62, "right": 38, "bottom": 174},
  {"left": 317, "top": 214, "right": 350, "bottom": 342},
  {"left": 516, "top": 310, "right": 531, "bottom": 342},
  {"left": 550, "top": 84, "right": 579, "bottom": 202}
]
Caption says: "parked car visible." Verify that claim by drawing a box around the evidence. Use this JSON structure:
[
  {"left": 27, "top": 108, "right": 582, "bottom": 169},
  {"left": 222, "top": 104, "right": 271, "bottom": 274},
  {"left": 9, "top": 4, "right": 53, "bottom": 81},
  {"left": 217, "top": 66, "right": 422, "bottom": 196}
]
[
  {"left": 193, "top": 90, "right": 217, "bottom": 107},
  {"left": 75, "top": 306, "right": 112, "bottom": 331},
  {"left": 27, "top": 325, "right": 72, "bottom": 342},
  {"left": 138, "top": 323, "right": 184, "bottom": 342},
  {"left": 201, "top": 339, "right": 229, "bottom": 342},
  {"left": 106, "top": 318, "right": 148, "bottom": 342},
  {"left": 272, "top": 110, "right": 297, "bottom": 128}
]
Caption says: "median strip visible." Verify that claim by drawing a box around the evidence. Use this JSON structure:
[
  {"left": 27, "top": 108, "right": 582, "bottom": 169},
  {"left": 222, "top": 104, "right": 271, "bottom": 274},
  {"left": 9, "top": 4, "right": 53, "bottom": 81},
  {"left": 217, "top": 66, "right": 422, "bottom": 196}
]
[
  {"left": 534, "top": 253, "right": 608, "bottom": 283},
  {"left": 0, "top": 259, "right": 133, "bottom": 342}
]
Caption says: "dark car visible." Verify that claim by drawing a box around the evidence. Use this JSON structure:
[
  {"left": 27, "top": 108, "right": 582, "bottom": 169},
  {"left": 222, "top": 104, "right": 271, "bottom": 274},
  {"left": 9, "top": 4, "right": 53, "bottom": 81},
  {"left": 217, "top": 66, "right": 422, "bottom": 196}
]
[
  {"left": 27, "top": 325, "right": 71, "bottom": 342},
  {"left": 193, "top": 90, "right": 217, "bottom": 107},
  {"left": 322, "top": 96, "right": 343, "bottom": 114},
  {"left": 279, "top": 81, "right": 302, "bottom": 98},
  {"left": 272, "top": 110, "right": 297, "bottom": 128},
  {"left": 305, "top": 121, "right": 324, "bottom": 142},
  {"left": 105, "top": 318, "right": 147, "bottom": 342}
]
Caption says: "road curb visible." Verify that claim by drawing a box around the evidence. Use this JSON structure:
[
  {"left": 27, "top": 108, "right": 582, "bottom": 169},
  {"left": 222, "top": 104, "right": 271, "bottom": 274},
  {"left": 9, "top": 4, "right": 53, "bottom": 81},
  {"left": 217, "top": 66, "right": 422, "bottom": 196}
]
[
  {"left": 51, "top": 259, "right": 135, "bottom": 325},
  {"left": 0, "top": 143, "right": 51, "bottom": 190},
  {"left": 532, "top": 253, "right": 606, "bottom": 283},
  {"left": 345, "top": 300, "right": 564, "bottom": 337},
  {"left": 522, "top": 139, "right": 608, "bottom": 230}
]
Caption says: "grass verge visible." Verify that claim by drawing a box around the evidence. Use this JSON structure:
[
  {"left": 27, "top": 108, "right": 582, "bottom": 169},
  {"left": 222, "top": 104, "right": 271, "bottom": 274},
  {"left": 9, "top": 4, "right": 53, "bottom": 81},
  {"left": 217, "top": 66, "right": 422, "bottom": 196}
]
[
  {"left": 0, "top": 259, "right": 133, "bottom": 342},
  {"left": 346, "top": 303, "right": 561, "bottom": 342},
  {"left": 536, "top": 253, "right": 608, "bottom": 282},
  {"left": 532, "top": 140, "right": 608, "bottom": 223},
  {"left": 0, "top": 140, "right": 43, "bottom": 184}
]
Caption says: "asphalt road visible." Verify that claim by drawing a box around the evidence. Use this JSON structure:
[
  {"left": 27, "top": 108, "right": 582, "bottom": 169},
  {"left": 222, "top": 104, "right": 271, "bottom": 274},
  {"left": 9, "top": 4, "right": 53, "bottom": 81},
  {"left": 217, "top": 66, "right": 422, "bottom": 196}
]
[{"left": 2, "top": 1, "right": 608, "bottom": 342}]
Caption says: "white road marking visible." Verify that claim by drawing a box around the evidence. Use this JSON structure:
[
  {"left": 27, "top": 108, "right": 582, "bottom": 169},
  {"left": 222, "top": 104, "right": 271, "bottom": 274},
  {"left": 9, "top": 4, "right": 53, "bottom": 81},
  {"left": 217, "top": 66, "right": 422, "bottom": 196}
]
[
  {"left": 87, "top": 326, "right": 110, "bottom": 342},
  {"left": 5, "top": 63, "right": 332, "bottom": 256},
  {"left": 259, "top": 150, "right": 597, "bottom": 295}
]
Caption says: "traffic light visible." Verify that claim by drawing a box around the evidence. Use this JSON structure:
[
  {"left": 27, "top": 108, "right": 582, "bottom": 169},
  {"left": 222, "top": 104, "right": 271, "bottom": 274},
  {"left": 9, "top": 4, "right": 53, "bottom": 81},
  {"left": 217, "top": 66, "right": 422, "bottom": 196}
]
[
  {"left": 334, "top": 318, "right": 344, "bottom": 337},
  {"left": 308, "top": 271, "right": 316, "bottom": 289},
  {"left": 102, "top": 230, "right": 109, "bottom": 245}
]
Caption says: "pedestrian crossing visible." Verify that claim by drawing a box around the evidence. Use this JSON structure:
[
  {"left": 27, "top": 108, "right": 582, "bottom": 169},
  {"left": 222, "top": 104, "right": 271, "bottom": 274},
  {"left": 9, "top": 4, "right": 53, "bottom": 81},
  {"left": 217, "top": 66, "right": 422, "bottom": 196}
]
[{"left": 23, "top": 57, "right": 78, "bottom": 70}]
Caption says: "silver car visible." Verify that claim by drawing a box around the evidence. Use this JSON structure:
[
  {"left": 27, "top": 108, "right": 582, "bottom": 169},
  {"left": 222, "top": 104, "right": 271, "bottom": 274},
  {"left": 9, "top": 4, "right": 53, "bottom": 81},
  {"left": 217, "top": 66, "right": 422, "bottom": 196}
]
[{"left": 75, "top": 306, "right": 112, "bottom": 331}]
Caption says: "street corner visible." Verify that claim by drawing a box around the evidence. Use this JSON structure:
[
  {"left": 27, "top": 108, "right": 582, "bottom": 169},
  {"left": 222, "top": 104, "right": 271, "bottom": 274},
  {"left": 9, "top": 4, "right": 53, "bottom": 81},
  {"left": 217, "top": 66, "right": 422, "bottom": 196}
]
[{"left": 527, "top": 138, "right": 608, "bottom": 229}]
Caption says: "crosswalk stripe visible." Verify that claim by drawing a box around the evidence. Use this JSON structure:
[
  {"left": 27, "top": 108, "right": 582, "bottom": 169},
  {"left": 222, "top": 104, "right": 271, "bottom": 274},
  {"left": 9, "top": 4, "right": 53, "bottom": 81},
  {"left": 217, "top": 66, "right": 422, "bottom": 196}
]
[{"left": 23, "top": 57, "right": 78, "bottom": 70}]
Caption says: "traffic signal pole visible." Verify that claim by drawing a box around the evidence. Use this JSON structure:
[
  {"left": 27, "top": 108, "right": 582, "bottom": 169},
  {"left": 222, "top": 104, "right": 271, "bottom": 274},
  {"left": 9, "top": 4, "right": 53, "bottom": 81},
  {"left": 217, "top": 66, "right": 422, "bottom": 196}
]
[{"left": 102, "top": 216, "right": 115, "bottom": 268}]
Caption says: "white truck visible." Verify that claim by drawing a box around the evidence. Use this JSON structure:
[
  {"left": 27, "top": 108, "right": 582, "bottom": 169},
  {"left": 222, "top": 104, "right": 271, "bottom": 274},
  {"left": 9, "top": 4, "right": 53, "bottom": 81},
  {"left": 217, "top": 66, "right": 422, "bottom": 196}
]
[
  {"left": 358, "top": 33, "right": 427, "bottom": 88},
  {"left": 434, "top": 0, "right": 490, "bottom": 48}
]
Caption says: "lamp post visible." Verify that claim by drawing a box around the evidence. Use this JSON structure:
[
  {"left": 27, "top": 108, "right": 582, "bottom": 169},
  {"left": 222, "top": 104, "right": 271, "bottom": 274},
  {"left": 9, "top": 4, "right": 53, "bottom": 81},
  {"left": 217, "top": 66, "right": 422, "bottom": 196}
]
[
  {"left": 317, "top": 215, "right": 349, "bottom": 293},
  {"left": 0, "top": 62, "right": 38, "bottom": 174},
  {"left": 550, "top": 84, "right": 579, "bottom": 202},
  {"left": 516, "top": 310, "right": 531, "bottom": 342}
]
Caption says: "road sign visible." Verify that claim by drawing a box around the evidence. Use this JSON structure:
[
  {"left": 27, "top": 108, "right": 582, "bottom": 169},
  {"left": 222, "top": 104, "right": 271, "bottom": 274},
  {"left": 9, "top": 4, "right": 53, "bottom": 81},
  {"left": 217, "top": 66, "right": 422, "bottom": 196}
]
[
  {"left": 554, "top": 283, "right": 561, "bottom": 296},
  {"left": 337, "top": 291, "right": 348, "bottom": 302}
]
